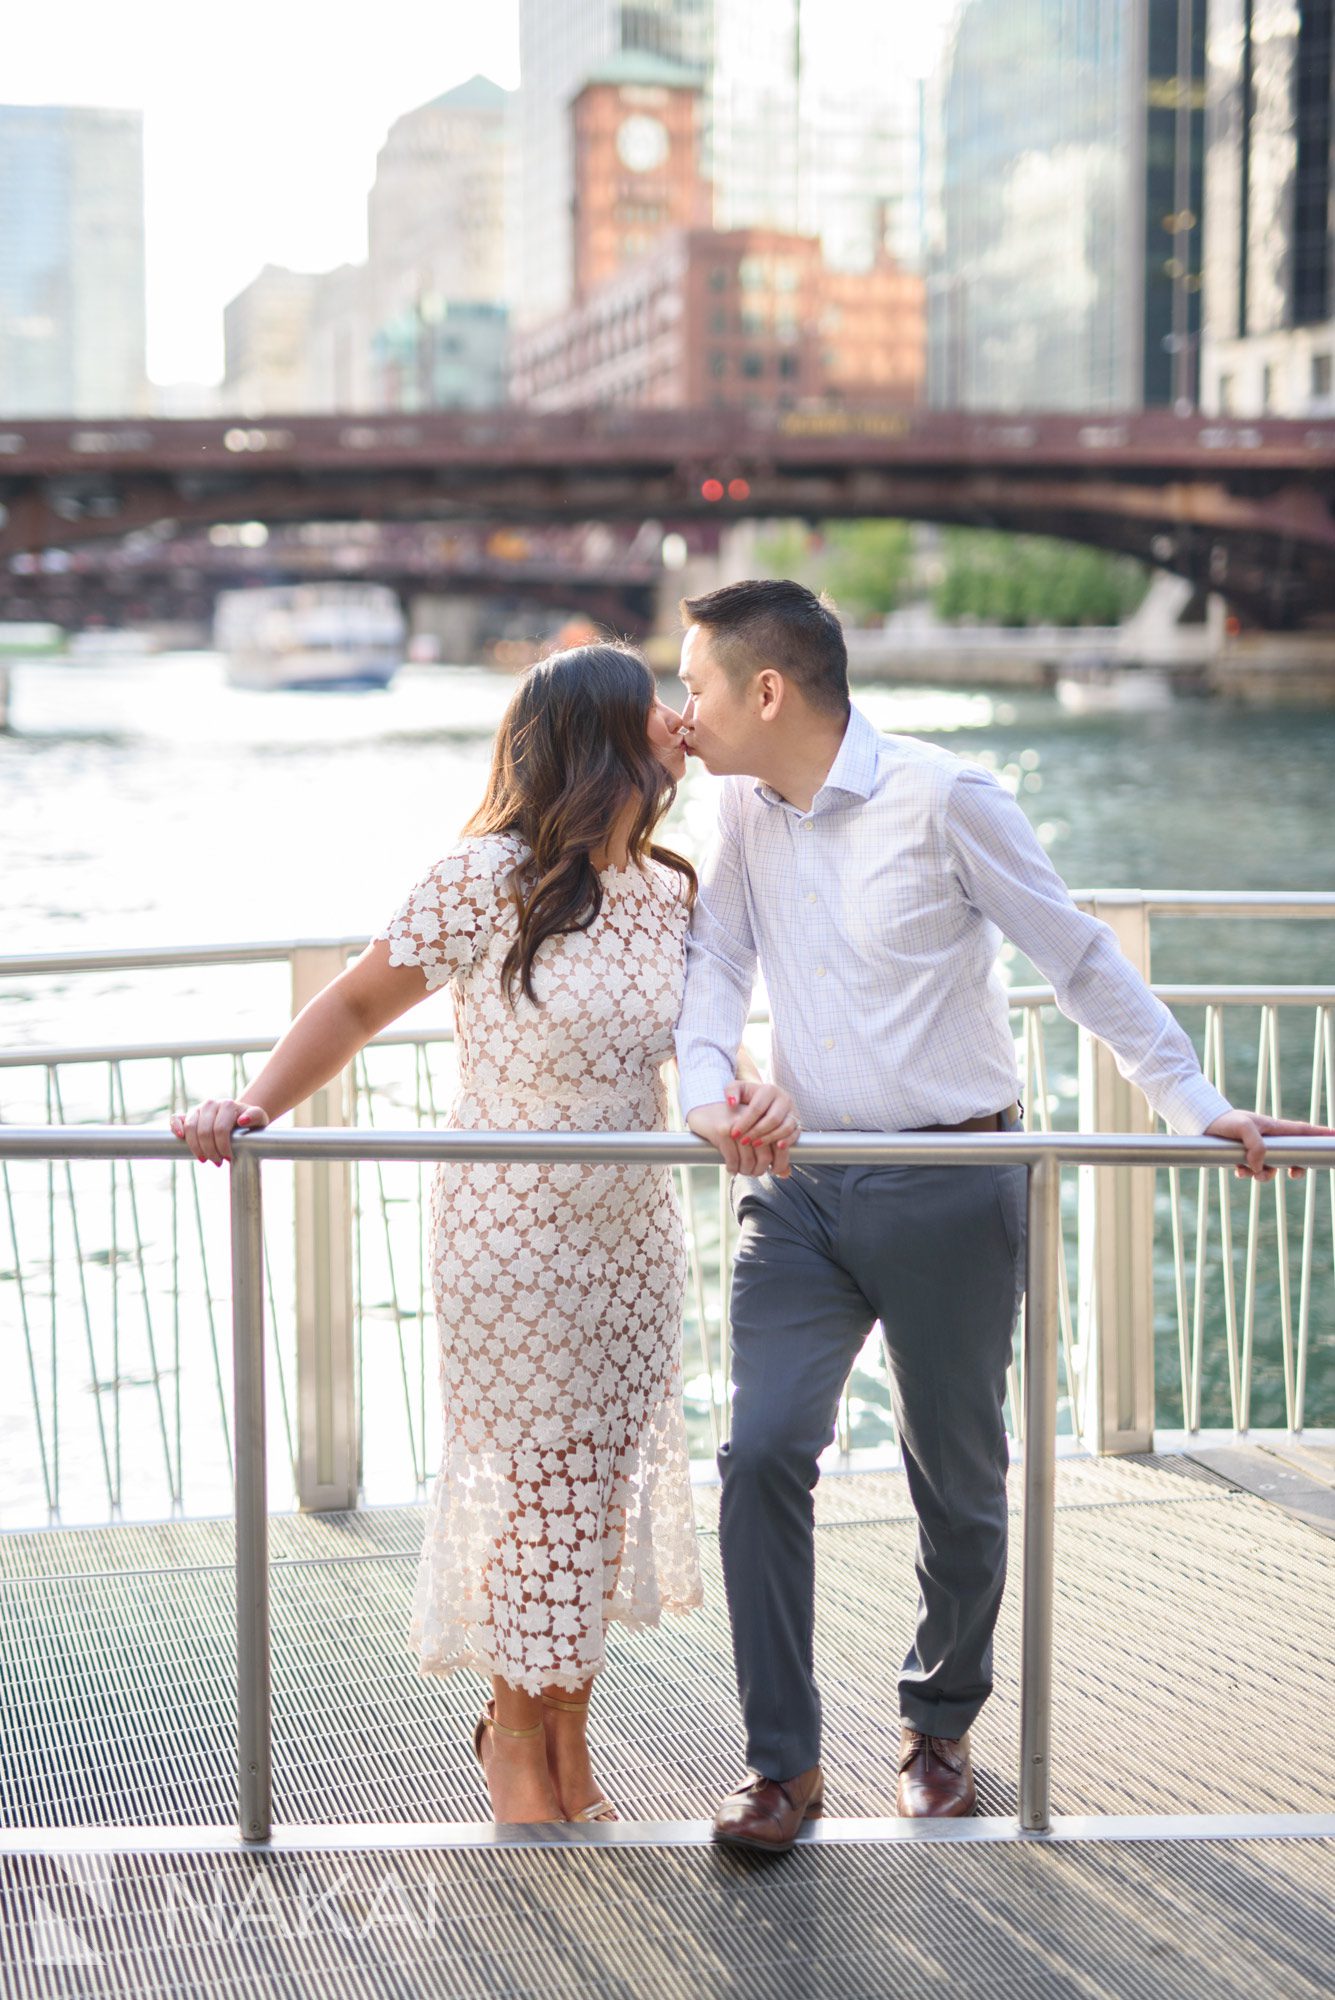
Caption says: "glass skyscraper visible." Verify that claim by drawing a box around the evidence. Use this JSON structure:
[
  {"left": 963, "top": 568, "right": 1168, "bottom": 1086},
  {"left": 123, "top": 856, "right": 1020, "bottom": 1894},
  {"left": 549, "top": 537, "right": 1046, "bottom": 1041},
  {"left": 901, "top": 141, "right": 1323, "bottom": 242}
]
[
  {"left": 0, "top": 104, "right": 147, "bottom": 417},
  {"left": 927, "top": 0, "right": 1205, "bottom": 411},
  {"left": 1201, "top": 0, "right": 1335, "bottom": 415}
]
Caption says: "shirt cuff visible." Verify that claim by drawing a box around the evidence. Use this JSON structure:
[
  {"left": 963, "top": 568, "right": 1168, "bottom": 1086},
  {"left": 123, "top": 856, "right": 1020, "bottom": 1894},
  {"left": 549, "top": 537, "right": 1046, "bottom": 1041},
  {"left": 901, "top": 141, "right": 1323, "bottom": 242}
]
[
  {"left": 675, "top": 1059, "right": 738, "bottom": 1121},
  {"left": 1151, "top": 1071, "right": 1233, "bottom": 1136}
]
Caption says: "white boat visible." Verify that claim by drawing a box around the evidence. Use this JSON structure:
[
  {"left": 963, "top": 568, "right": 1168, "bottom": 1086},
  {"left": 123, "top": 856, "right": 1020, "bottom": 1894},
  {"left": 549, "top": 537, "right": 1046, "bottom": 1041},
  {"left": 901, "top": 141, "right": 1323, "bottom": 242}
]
[
  {"left": 1055, "top": 661, "right": 1174, "bottom": 714},
  {"left": 215, "top": 584, "right": 405, "bottom": 691}
]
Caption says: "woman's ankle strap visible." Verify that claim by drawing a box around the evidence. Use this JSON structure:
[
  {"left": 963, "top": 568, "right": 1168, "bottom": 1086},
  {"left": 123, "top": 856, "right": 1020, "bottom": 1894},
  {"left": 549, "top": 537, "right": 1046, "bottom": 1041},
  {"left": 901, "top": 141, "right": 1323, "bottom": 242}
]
[
  {"left": 491, "top": 1715, "right": 544, "bottom": 1740},
  {"left": 541, "top": 1693, "right": 590, "bottom": 1713}
]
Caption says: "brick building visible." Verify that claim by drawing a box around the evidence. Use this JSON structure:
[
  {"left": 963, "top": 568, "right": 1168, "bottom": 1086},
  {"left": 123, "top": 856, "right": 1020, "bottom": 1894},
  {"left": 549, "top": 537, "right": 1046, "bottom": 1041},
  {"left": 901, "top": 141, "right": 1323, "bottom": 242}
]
[
  {"left": 511, "top": 47, "right": 923, "bottom": 415},
  {"left": 509, "top": 225, "right": 924, "bottom": 412},
  {"left": 571, "top": 53, "right": 710, "bottom": 304}
]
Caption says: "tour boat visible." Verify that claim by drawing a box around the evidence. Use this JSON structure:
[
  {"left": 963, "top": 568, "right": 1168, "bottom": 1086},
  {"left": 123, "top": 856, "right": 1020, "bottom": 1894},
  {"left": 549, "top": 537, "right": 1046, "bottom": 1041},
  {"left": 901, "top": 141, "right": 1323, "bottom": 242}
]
[
  {"left": 1054, "top": 659, "right": 1174, "bottom": 714},
  {"left": 215, "top": 584, "right": 405, "bottom": 691}
]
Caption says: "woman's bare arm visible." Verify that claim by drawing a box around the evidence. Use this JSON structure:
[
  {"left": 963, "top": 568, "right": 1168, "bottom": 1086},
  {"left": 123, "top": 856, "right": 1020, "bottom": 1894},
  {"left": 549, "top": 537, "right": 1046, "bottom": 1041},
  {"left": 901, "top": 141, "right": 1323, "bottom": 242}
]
[{"left": 172, "top": 940, "right": 430, "bottom": 1163}]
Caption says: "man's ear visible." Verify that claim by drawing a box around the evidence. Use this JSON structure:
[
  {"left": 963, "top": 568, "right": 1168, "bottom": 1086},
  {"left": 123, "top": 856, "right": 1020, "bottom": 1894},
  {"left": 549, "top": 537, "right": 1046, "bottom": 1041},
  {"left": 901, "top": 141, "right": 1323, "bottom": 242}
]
[{"left": 757, "top": 669, "right": 785, "bottom": 719}]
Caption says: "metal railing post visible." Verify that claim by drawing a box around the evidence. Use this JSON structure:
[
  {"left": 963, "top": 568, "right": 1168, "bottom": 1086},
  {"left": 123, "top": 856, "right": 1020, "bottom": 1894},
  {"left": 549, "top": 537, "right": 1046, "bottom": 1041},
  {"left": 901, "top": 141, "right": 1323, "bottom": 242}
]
[
  {"left": 230, "top": 1143, "right": 272, "bottom": 1844},
  {"left": 1020, "top": 1154, "right": 1061, "bottom": 1833},
  {"left": 290, "top": 947, "right": 357, "bottom": 1510},
  {"left": 1077, "top": 894, "right": 1157, "bottom": 1453}
]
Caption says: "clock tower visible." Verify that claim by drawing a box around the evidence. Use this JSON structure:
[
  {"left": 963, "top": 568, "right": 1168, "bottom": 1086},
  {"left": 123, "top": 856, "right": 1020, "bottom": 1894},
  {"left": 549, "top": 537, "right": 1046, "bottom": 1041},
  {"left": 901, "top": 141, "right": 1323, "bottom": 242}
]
[{"left": 570, "top": 51, "right": 709, "bottom": 305}]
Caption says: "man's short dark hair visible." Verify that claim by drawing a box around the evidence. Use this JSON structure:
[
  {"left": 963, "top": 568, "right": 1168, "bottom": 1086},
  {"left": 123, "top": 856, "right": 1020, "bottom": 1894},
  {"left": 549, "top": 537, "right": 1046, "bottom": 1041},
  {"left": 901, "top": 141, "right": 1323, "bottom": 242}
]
[{"left": 680, "top": 578, "right": 850, "bottom": 720}]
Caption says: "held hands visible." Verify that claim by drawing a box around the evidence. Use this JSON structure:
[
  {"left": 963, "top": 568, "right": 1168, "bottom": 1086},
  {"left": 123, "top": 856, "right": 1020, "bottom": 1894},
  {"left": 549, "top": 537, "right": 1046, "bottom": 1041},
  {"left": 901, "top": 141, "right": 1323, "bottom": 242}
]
[
  {"left": 170, "top": 1100, "right": 270, "bottom": 1166},
  {"left": 1204, "top": 1108, "right": 1335, "bottom": 1182},
  {"left": 686, "top": 1077, "right": 800, "bottom": 1178}
]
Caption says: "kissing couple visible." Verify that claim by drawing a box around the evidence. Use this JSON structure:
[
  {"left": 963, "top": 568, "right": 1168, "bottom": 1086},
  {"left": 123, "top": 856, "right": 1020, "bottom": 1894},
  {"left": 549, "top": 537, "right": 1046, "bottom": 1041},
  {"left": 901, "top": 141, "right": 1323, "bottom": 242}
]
[{"left": 174, "top": 578, "right": 1319, "bottom": 1843}]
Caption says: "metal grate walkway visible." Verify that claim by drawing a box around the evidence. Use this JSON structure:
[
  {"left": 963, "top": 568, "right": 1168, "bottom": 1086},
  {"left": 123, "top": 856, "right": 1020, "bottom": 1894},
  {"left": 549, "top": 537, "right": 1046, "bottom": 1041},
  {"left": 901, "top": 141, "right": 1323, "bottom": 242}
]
[
  {"left": 4, "top": 1454, "right": 1335, "bottom": 1827},
  {"left": 3, "top": 1457, "right": 1334, "bottom": 1996},
  {"left": 4, "top": 1837, "right": 1334, "bottom": 2000}
]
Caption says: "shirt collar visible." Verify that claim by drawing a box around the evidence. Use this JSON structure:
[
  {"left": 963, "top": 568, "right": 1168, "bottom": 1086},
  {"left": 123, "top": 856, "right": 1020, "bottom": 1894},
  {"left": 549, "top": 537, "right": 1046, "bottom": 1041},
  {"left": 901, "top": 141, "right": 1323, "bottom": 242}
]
[{"left": 753, "top": 701, "right": 880, "bottom": 812}]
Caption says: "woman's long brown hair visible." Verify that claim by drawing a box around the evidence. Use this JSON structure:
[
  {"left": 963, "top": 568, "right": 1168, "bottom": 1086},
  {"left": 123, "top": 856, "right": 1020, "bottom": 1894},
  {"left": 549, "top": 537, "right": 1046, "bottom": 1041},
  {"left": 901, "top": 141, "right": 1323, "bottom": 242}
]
[{"left": 464, "top": 643, "right": 697, "bottom": 1005}]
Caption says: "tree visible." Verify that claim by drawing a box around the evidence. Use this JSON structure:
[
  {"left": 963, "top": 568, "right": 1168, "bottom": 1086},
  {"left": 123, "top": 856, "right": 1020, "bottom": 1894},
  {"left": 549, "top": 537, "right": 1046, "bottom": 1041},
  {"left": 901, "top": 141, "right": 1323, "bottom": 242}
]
[
  {"left": 821, "top": 521, "right": 914, "bottom": 621},
  {"left": 751, "top": 519, "right": 913, "bottom": 621},
  {"left": 932, "top": 529, "right": 1148, "bottom": 626}
]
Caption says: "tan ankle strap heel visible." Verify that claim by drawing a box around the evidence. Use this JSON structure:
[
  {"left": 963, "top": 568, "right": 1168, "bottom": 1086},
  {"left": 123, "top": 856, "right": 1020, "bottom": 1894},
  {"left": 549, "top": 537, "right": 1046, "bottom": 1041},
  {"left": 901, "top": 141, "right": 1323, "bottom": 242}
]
[
  {"left": 472, "top": 1699, "right": 543, "bottom": 1771},
  {"left": 538, "top": 1693, "right": 621, "bottom": 1822}
]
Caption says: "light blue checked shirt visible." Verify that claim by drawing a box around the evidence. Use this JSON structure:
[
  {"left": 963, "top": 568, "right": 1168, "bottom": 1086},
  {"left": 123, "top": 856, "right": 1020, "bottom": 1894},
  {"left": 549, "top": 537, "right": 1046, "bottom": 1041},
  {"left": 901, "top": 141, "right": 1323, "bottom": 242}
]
[{"left": 674, "top": 703, "right": 1231, "bottom": 1136}]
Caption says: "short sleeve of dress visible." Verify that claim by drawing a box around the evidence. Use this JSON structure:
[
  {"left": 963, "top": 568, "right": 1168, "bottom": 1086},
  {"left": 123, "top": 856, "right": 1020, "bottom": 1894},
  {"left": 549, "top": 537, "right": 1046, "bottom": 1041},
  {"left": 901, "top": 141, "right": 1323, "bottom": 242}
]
[{"left": 370, "top": 835, "right": 518, "bottom": 993}]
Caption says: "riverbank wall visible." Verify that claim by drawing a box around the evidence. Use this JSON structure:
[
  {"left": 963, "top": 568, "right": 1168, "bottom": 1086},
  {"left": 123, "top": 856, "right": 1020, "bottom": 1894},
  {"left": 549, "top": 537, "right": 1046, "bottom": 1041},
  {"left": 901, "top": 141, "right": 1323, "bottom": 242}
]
[
  {"left": 836, "top": 630, "right": 1335, "bottom": 702},
  {"left": 1203, "top": 636, "right": 1335, "bottom": 704}
]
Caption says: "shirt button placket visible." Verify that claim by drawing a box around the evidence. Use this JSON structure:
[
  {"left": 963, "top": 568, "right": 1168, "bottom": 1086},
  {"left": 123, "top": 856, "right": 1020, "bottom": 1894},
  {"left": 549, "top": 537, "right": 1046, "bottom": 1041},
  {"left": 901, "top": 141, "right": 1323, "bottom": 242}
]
[{"left": 802, "top": 815, "right": 829, "bottom": 1109}]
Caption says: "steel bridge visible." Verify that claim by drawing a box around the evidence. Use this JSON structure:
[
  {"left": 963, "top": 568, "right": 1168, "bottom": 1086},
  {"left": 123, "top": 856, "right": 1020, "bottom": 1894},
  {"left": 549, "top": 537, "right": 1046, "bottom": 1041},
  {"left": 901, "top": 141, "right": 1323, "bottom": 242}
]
[
  {"left": 0, "top": 519, "right": 668, "bottom": 633},
  {"left": 4, "top": 407, "right": 1335, "bottom": 628}
]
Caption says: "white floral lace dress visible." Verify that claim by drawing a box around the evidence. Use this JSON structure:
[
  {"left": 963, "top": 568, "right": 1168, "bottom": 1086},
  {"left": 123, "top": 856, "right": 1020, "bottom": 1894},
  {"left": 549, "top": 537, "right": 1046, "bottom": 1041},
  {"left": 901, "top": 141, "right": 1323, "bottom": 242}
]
[{"left": 372, "top": 831, "right": 704, "bottom": 1693}]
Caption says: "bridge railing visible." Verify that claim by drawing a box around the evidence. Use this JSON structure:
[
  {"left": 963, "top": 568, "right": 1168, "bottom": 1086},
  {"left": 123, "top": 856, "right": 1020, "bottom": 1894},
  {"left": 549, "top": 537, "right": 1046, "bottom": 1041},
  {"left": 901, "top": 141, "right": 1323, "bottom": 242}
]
[
  {"left": 2, "top": 1124, "right": 1331, "bottom": 1844},
  {"left": 1, "top": 895, "right": 1334, "bottom": 1526}
]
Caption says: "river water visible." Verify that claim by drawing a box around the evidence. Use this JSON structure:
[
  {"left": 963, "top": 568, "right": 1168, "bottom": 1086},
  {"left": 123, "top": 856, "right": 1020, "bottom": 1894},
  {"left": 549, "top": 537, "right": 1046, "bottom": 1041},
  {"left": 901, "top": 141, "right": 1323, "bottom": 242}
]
[
  {"left": 5, "top": 652, "right": 1334, "bottom": 1013},
  {"left": 1, "top": 652, "right": 1332, "bottom": 1522}
]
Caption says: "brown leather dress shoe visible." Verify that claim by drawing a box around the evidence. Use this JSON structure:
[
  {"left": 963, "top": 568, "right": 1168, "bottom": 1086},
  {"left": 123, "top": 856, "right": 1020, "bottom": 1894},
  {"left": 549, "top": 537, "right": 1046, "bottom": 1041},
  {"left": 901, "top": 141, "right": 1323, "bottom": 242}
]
[
  {"left": 896, "top": 1726, "right": 976, "bottom": 1817},
  {"left": 711, "top": 1765, "right": 825, "bottom": 1852}
]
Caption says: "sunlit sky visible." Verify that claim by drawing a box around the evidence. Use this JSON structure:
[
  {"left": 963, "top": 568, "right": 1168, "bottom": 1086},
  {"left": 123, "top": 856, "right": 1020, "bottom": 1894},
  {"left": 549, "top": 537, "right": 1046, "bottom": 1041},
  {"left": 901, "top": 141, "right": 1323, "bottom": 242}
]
[{"left": 7, "top": 2, "right": 949, "bottom": 389}]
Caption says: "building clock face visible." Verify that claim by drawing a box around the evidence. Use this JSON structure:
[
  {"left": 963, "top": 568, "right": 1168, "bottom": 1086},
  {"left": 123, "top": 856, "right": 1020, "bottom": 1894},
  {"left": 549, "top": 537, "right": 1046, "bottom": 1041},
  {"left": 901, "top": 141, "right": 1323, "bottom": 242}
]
[{"left": 616, "top": 113, "right": 670, "bottom": 173}]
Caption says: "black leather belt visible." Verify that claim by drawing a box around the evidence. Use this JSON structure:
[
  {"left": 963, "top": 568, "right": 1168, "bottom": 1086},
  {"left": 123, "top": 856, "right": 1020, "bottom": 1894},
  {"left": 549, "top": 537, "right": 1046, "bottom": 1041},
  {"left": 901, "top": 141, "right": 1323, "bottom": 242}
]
[{"left": 910, "top": 1101, "right": 1021, "bottom": 1134}]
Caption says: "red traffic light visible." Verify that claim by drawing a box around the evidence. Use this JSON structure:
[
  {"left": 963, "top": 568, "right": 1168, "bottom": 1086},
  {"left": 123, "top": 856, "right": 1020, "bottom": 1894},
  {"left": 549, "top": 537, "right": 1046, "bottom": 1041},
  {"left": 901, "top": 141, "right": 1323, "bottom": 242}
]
[{"left": 701, "top": 478, "right": 725, "bottom": 501}]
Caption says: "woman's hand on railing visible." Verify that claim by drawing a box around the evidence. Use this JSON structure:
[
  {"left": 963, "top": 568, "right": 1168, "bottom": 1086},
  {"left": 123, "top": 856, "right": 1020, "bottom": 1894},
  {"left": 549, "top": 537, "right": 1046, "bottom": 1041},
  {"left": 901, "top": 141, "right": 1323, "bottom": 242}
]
[
  {"left": 686, "top": 1081, "right": 799, "bottom": 1179},
  {"left": 1205, "top": 1107, "right": 1335, "bottom": 1181},
  {"left": 170, "top": 1100, "right": 270, "bottom": 1167},
  {"left": 723, "top": 1077, "right": 801, "bottom": 1178}
]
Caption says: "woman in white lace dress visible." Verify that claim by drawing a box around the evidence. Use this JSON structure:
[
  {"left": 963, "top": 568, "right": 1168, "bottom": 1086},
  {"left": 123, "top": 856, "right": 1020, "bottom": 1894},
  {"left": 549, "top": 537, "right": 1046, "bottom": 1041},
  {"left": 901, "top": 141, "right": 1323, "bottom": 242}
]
[{"left": 171, "top": 644, "right": 799, "bottom": 1825}]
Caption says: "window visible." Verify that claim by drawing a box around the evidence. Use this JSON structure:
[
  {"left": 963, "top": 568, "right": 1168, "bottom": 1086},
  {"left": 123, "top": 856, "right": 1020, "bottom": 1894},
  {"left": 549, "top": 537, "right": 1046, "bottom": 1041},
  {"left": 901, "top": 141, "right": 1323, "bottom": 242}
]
[
  {"left": 778, "top": 352, "right": 799, "bottom": 378},
  {"left": 741, "top": 351, "right": 764, "bottom": 377},
  {"left": 1312, "top": 352, "right": 1332, "bottom": 398},
  {"left": 1217, "top": 372, "right": 1234, "bottom": 413},
  {"left": 709, "top": 350, "right": 727, "bottom": 377},
  {"left": 708, "top": 267, "right": 728, "bottom": 292},
  {"left": 710, "top": 308, "right": 727, "bottom": 334},
  {"left": 738, "top": 256, "right": 767, "bottom": 291},
  {"left": 1261, "top": 363, "right": 1274, "bottom": 409}
]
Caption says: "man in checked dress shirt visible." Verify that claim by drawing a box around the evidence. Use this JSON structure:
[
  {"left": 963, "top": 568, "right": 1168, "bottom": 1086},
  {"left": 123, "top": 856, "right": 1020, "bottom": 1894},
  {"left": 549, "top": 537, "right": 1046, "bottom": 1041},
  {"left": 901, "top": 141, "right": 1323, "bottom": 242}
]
[{"left": 674, "top": 578, "right": 1327, "bottom": 1851}]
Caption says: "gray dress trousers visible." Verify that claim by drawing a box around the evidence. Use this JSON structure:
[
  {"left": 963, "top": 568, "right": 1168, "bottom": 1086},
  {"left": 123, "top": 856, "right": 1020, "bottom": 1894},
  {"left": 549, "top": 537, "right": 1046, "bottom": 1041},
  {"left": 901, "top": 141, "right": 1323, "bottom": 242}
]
[{"left": 718, "top": 1118, "right": 1027, "bottom": 1780}]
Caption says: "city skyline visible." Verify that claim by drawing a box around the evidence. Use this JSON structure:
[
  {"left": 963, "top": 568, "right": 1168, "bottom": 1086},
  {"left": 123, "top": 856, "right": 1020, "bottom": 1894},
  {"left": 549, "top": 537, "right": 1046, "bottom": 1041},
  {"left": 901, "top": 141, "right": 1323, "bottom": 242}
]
[
  {"left": 7, "top": 0, "right": 950, "bottom": 391},
  {"left": 6, "top": 1, "right": 521, "bottom": 387}
]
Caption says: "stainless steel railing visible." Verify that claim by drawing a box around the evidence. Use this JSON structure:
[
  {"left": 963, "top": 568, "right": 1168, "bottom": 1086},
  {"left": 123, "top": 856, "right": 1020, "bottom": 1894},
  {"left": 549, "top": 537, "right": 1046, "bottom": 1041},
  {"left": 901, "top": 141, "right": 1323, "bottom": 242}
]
[
  {"left": 6, "top": 987, "right": 1335, "bottom": 1516},
  {"left": 3, "top": 1123, "right": 1332, "bottom": 1842},
  {"left": 4, "top": 891, "right": 1335, "bottom": 1525}
]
